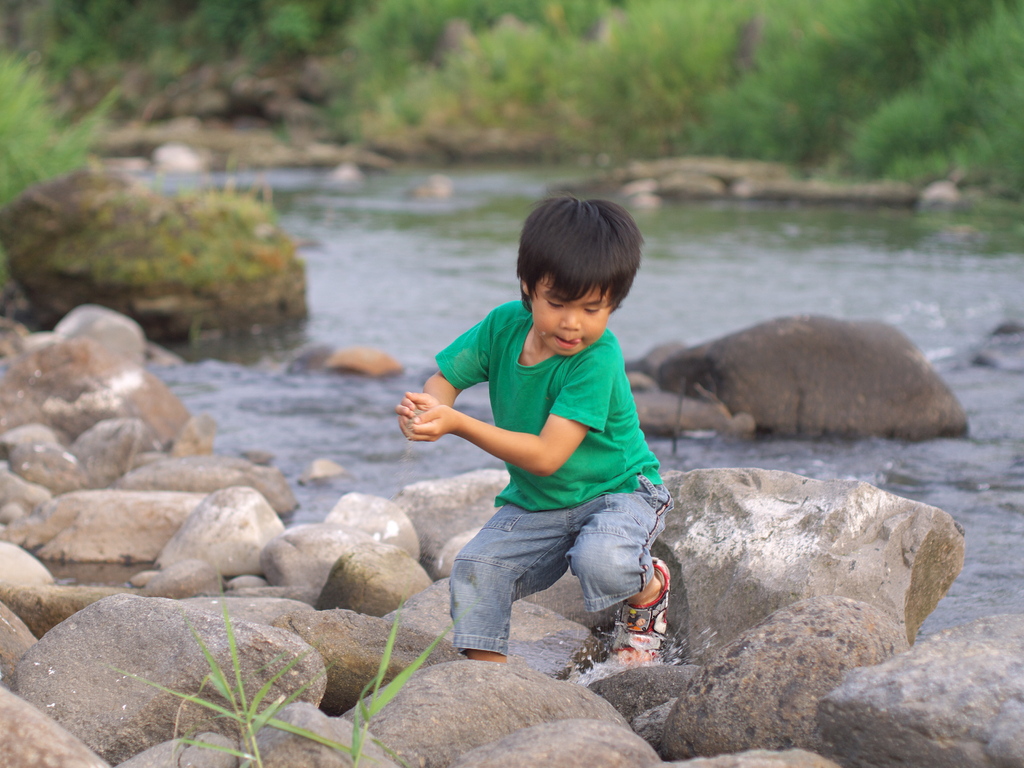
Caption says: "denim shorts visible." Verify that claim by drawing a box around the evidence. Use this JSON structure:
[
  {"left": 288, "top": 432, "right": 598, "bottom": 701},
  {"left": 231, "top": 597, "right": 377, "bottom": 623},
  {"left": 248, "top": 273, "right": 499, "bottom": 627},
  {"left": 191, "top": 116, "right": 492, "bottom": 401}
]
[{"left": 449, "top": 475, "right": 672, "bottom": 655}]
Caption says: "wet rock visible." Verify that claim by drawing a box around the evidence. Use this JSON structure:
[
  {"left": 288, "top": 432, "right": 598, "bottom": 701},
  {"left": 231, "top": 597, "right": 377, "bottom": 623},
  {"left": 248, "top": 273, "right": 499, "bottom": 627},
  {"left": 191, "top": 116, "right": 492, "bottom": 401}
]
[
  {"left": 316, "top": 539, "right": 433, "bottom": 616},
  {"left": 633, "top": 389, "right": 755, "bottom": 438},
  {"left": 0, "top": 169, "right": 307, "bottom": 341},
  {"left": 973, "top": 320, "right": 1024, "bottom": 372},
  {"left": 0, "top": 541, "right": 53, "bottom": 586},
  {"left": 70, "top": 417, "right": 163, "bottom": 488},
  {"left": 409, "top": 173, "right": 454, "bottom": 199},
  {"left": 522, "top": 569, "right": 618, "bottom": 632},
  {"left": 661, "top": 596, "right": 908, "bottom": 759},
  {"left": 298, "top": 457, "right": 350, "bottom": 484},
  {"left": 658, "top": 315, "right": 968, "bottom": 440},
  {"left": 0, "top": 686, "right": 110, "bottom": 767},
  {"left": 272, "top": 608, "right": 461, "bottom": 716},
  {"left": 392, "top": 469, "right": 509, "bottom": 579},
  {"left": 917, "top": 179, "right": 963, "bottom": 210},
  {"left": 817, "top": 613, "right": 1024, "bottom": 768},
  {"left": 656, "top": 468, "right": 963, "bottom": 660},
  {"left": 363, "top": 660, "right": 627, "bottom": 768},
  {"left": 0, "top": 489, "right": 205, "bottom": 563},
  {"left": 588, "top": 663, "right": 700, "bottom": 724},
  {"left": 0, "top": 600, "right": 36, "bottom": 686},
  {"left": 53, "top": 304, "right": 147, "bottom": 364},
  {"left": 14, "top": 593, "right": 326, "bottom": 765},
  {"left": 156, "top": 486, "right": 285, "bottom": 577},
  {"left": 8, "top": 441, "right": 90, "bottom": 494},
  {"left": 151, "top": 141, "right": 210, "bottom": 173},
  {"left": 0, "top": 336, "right": 191, "bottom": 443},
  {"left": 0, "top": 582, "right": 138, "bottom": 638},
  {"left": 114, "top": 454, "right": 297, "bottom": 513},
  {"left": 325, "top": 492, "right": 421, "bottom": 560},
  {"left": 449, "top": 717, "right": 660, "bottom": 768},
  {"left": 260, "top": 523, "right": 375, "bottom": 593},
  {"left": 140, "top": 558, "right": 221, "bottom": 599}
]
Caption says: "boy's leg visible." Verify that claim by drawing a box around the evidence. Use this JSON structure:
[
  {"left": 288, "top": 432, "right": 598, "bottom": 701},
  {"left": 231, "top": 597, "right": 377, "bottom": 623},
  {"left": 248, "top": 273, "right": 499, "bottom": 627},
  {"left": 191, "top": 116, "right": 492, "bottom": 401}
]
[
  {"left": 449, "top": 504, "right": 572, "bottom": 660},
  {"left": 566, "top": 476, "right": 672, "bottom": 663}
]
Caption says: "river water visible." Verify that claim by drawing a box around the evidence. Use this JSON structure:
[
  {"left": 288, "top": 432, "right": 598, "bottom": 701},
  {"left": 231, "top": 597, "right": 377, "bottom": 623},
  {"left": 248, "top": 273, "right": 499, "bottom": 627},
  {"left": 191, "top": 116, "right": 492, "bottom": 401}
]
[{"left": 153, "top": 165, "right": 1024, "bottom": 640}]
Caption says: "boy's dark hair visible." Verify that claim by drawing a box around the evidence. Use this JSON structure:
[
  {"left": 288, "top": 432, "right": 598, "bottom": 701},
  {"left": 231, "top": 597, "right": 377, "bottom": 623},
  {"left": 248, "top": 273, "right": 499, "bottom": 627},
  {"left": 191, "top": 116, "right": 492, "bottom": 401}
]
[{"left": 517, "top": 196, "right": 643, "bottom": 311}]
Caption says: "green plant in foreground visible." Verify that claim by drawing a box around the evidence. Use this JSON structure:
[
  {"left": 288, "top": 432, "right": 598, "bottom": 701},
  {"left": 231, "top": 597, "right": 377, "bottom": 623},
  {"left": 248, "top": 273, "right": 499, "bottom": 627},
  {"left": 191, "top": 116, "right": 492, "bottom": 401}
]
[{"left": 120, "top": 601, "right": 448, "bottom": 767}]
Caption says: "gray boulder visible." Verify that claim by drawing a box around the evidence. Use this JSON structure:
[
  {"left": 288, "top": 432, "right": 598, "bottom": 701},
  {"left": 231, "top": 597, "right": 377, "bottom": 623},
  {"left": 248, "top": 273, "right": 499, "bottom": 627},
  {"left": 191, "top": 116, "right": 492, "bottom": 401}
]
[
  {"left": 272, "top": 607, "right": 462, "bottom": 716},
  {"left": 156, "top": 486, "right": 285, "bottom": 576},
  {"left": 14, "top": 593, "right": 326, "bottom": 765},
  {"left": 325, "top": 491, "right": 421, "bottom": 559},
  {"left": 259, "top": 523, "right": 375, "bottom": 593},
  {"left": 392, "top": 469, "right": 508, "bottom": 578},
  {"left": 364, "top": 660, "right": 628, "bottom": 768},
  {"left": 658, "top": 315, "right": 968, "bottom": 440},
  {"left": 114, "top": 731, "right": 236, "bottom": 768},
  {"left": 183, "top": 595, "right": 316, "bottom": 626},
  {"left": 661, "top": 596, "right": 908, "bottom": 759},
  {"left": 115, "top": 454, "right": 297, "bottom": 513},
  {"left": 656, "top": 468, "right": 963, "bottom": 660},
  {"left": 0, "top": 489, "right": 206, "bottom": 563},
  {"left": 140, "top": 558, "right": 221, "bottom": 598},
  {"left": 0, "top": 469, "right": 52, "bottom": 523},
  {"left": 0, "top": 582, "right": 137, "bottom": 638},
  {"left": 0, "top": 685, "right": 110, "bottom": 767},
  {"left": 0, "top": 423, "right": 65, "bottom": 460},
  {"left": 169, "top": 412, "right": 217, "bottom": 457},
  {"left": 449, "top": 718, "right": 660, "bottom": 768},
  {"left": 0, "top": 540, "right": 54, "bottom": 586},
  {"left": 817, "top": 613, "right": 1024, "bottom": 768},
  {"left": 0, "top": 336, "right": 191, "bottom": 442},
  {"left": 316, "top": 539, "right": 433, "bottom": 616}
]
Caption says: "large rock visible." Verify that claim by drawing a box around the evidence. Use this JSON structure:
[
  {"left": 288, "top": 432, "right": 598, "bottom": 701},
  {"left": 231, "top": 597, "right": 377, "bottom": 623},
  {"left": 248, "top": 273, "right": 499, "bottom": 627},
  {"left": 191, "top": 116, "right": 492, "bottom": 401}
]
[
  {"left": 656, "top": 468, "right": 963, "bottom": 661},
  {"left": 0, "top": 169, "right": 307, "bottom": 341},
  {"left": 381, "top": 579, "right": 599, "bottom": 678},
  {"left": 0, "top": 337, "right": 191, "bottom": 442},
  {"left": 70, "top": 417, "right": 162, "bottom": 488},
  {"left": 255, "top": 701, "right": 399, "bottom": 768},
  {"left": 817, "top": 613, "right": 1024, "bottom": 768},
  {"left": 14, "top": 593, "right": 326, "bottom": 765},
  {"left": 0, "top": 600, "right": 36, "bottom": 687},
  {"left": 661, "top": 596, "right": 909, "bottom": 759},
  {"left": 0, "top": 582, "right": 137, "bottom": 638},
  {"left": 392, "top": 469, "right": 508, "bottom": 578},
  {"left": 260, "top": 523, "right": 376, "bottom": 592},
  {"left": 156, "top": 486, "right": 285, "bottom": 576},
  {"left": 114, "top": 455, "right": 297, "bottom": 513},
  {"left": 272, "top": 607, "right": 462, "bottom": 715},
  {"left": 658, "top": 316, "right": 968, "bottom": 440},
  {"left": 364, "top": 660, "right": 628, "bottom": 768},
  {"left": 0, "top": 541, "right": 53, "bottom": 585},
  {"left": 316, "top": 539, "right": 433, "bottom": 616},
  {"left": 0, "top": 489, "right": 206, "bottom": 563},
  {"left": 0, "top": 686, "right": 110, "bottom": 768},
  {"left": 325, "top": 492, "right": 421, "bottom": 560},
  {"left": 53, "top": 303, "right": 147, "bottom": 364},
  {"left": 449, "top": 718, "right": 660, "bottom": 768}
]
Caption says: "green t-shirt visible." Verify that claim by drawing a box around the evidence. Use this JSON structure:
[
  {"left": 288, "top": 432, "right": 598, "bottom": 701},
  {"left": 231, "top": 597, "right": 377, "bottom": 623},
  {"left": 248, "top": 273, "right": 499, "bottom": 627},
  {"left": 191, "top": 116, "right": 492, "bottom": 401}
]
[{"left": 436, "top": 301, "right": 661, "bottom": 511}]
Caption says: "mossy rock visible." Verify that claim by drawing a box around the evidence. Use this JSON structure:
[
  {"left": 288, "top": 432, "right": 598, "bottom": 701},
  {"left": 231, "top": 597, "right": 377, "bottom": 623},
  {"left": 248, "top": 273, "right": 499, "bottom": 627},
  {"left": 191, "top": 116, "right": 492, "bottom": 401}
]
[{"left": 0, "top": 168, "right": 307, "bottom": 341}]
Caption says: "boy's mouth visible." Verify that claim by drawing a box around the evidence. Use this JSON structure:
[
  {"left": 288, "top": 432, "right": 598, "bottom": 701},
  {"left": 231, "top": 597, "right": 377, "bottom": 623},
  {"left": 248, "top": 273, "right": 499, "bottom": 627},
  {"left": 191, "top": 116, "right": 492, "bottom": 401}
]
[{"left": 555, "top": 335, "right": 582, "bottom": 350}]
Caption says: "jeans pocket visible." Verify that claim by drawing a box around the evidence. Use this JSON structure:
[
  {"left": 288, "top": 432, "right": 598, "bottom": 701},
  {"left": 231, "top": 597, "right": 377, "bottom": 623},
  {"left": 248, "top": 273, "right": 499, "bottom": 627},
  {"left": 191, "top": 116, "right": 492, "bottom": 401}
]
[{"left": 483, "top": 511, "right": 525, "bottom": 532}]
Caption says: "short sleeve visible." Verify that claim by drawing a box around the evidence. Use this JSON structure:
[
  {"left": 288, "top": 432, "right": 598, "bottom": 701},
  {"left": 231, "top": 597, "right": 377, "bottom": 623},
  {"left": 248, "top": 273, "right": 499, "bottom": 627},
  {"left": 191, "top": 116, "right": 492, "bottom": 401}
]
[{"left": 435, "top": 317, "right": 491, "bottom": 390}]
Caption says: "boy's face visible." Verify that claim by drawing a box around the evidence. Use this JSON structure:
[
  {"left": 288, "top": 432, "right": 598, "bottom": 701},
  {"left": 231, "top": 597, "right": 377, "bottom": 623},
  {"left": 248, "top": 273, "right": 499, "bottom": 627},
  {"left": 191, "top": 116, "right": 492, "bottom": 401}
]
[{"left": 524, "top": 278, "right": 615, "bottom": 360}]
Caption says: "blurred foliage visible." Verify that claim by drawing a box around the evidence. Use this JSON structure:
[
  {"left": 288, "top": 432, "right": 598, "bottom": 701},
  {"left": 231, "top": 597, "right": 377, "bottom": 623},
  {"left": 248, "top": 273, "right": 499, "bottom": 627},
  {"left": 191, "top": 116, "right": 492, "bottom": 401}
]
[
  {"left": 0, "top": 0, "right": 1021, "bottom": 194},
  {"left": 0, "top": 53, "right": 104, "bottom": 208}
]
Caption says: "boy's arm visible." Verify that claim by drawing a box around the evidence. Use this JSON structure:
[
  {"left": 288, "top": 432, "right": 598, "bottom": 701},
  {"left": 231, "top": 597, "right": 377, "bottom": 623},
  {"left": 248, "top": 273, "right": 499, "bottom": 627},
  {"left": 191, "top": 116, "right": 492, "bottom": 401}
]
[{"left": 406, "top": 402, "right": 588, "bottom": 477}]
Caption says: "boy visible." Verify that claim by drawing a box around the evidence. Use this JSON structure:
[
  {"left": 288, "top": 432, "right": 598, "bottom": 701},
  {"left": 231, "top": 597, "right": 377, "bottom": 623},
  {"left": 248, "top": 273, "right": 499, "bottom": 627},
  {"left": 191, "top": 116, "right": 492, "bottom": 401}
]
[{"left": 395, "top": 196, "right": 672, "bottom": 665}]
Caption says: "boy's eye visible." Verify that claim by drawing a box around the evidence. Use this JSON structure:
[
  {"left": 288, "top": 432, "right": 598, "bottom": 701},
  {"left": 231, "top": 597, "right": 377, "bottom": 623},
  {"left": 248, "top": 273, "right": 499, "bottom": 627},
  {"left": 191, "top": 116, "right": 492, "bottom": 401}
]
[{"left": 547, "top": 301, "right": 563, "bottom": 309}]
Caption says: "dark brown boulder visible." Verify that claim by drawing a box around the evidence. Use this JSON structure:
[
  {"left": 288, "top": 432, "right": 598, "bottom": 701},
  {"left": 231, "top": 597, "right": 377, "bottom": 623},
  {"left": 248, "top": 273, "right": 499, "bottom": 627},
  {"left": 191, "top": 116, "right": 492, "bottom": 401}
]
[{"left": 658, "top": 315, "right": 967, "bottom": 440}]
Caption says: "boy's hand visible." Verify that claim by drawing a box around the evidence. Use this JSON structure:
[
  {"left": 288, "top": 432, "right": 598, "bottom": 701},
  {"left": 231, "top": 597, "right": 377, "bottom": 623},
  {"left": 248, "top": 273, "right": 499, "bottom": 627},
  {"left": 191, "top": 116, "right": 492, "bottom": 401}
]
[
  {"left": 396, "top": 391, "right": 447, "bottom": 440},
  {"left": 402, "top": 403, "right": 461, "bottom": 441}
]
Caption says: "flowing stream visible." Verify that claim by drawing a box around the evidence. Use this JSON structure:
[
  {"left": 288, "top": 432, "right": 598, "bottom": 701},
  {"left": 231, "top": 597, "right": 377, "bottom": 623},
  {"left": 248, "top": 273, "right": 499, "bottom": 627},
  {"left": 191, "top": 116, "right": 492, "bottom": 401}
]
[{"left": 153, "top": 165, "right": 1024, "bottom": 640}]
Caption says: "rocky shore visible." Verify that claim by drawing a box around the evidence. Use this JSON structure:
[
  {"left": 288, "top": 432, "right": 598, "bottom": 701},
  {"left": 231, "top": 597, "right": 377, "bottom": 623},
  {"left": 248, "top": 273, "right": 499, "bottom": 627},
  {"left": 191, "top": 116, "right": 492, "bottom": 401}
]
[{"left": 0, "top": 305, "right": 1021, "bottom": 768}]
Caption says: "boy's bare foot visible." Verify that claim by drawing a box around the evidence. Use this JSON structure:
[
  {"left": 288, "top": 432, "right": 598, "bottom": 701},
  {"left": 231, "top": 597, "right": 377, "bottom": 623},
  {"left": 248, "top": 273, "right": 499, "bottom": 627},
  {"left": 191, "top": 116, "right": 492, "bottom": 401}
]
[{"left": 465, "top": 649, "right": 508, "bottom": 663}]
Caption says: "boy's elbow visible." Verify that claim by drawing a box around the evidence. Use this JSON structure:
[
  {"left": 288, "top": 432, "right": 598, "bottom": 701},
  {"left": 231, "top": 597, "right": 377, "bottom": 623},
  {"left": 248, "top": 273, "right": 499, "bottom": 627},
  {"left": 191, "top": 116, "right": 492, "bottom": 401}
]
[{"left": 530, "top": 456, "right": 568, "bottom": 477}]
